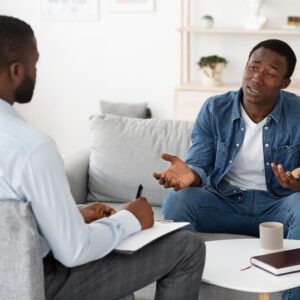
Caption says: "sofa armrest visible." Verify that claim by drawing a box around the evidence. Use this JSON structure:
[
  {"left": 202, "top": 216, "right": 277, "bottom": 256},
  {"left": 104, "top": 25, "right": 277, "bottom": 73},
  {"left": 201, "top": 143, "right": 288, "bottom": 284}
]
[{"left": 64, "top": 149, "right": 90, "bottom": 205}]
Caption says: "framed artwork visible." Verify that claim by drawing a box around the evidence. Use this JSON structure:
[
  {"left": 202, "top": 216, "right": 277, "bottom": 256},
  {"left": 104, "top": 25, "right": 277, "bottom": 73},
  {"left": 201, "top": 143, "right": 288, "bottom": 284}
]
[
  {"left": 110, "top": 0, "right": 155, "bottom": 12},
  {"left": 41, "top": 0, "right": 99, "bottom": 21}
]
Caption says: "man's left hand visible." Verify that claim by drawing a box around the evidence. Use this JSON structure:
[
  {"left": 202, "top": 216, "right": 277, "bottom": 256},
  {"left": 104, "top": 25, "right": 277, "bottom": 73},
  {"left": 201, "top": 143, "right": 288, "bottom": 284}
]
[
  {"left": 79, "top": 202, "right": 116, "bottom": 224},
  {"left": 271, "top": 163, "right": 300, "bottom": 192}
]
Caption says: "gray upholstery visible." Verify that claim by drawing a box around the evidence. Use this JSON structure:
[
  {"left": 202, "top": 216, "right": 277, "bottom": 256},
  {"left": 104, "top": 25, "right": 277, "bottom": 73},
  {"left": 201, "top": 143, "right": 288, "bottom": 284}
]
[
  {"left": 0, "top": 199, "right": 45, "bottom": 300},
  {"left": 88, "top": 114, "right": 192, "bottom": 206},
  {"left": 63, "top": 114, "right": 283, "bottom": 300},
  {"left": 100, "top": 100, "right": 150, "bottom": 119},
  {"left": 64, "top": 148, "right": 90, "bottom": 205}
]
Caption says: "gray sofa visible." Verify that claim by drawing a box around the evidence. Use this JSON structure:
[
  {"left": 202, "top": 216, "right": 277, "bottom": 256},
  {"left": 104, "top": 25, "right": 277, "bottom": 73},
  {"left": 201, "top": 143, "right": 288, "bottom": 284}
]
[{"left": 64, "top": 114, "right": 283, "bottom": 300}]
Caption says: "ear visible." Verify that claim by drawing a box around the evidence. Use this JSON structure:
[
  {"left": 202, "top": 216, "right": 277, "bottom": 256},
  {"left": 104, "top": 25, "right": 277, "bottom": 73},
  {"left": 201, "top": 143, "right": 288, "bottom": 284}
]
[
  {"left": 8, "top": 62, "right": 25, "bottom": 86},
  {"left": 280, "top": 78, "right": 291, "bottom": 90}
]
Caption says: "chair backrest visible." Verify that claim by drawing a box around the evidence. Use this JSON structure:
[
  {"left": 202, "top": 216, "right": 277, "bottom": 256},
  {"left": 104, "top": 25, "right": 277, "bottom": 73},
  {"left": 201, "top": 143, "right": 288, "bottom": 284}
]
[{"left": 0, "top": 199, "right": 45, "bottom": 300}]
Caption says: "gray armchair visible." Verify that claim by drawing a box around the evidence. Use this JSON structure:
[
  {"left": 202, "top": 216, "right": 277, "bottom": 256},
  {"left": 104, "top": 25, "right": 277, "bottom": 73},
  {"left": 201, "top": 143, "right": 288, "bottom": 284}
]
[{"left": 0, "top": 199, "right": 45, "bottom": 300}]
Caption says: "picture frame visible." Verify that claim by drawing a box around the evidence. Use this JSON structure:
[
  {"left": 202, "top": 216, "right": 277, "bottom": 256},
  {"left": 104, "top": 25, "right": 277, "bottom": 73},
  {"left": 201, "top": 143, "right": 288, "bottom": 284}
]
[
  {"left": 41, "top": 0, "right": 99, "bottom": 21},
  {"left": 110, "top": 0, "right": 155, "bottom": 13}
]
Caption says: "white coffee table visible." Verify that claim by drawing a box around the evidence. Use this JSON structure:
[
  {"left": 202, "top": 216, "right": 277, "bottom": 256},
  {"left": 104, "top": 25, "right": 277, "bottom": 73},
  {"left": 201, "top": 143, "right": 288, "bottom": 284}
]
[{"left": 203, "top": 239, "right": 300, "bottom": 300}]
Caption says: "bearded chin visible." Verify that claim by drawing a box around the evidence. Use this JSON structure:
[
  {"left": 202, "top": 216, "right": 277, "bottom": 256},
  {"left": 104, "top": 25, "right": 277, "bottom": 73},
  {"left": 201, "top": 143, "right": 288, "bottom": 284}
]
[{"left": 15, "top": 74, "right": 35, "bottom": 104}]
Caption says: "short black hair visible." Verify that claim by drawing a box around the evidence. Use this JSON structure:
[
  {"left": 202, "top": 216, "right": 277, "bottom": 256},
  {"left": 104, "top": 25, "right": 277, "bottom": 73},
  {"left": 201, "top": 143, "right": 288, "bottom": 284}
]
[
  {"left": 0, "top": 15, "right": 34, "bottom": 70},
  {"left": 248, "top": 39, "right": 297, "bottom": 79}
]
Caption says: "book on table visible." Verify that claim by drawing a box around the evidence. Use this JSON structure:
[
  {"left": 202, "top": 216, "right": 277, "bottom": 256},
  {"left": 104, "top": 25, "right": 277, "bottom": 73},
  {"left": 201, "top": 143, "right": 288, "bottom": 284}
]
[
  {"left": 114, "top": 221, "right": 189, "bottom": 254},
  {"left": 250, "top": 248, "right": 300, "bottom": 275}
]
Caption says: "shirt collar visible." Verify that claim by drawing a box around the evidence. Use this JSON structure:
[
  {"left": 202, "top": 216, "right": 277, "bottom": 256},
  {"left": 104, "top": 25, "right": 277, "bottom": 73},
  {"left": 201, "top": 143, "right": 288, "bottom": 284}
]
[
  {"left": 268, "top": 91, "right": 283, "bottom": 124},
  {"left": 0, "top": 99, "right": 26, "bottom": 122},
  {"left": 231, "top": 88, "right": 243, "bottom": 121},
  {"left": 231, "top": 88, "right": 283, "bottom": 124}
]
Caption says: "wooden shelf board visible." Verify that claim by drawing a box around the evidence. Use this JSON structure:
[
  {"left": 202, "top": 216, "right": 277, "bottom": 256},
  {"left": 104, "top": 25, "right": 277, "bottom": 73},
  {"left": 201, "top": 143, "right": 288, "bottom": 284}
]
[
  {"left": 179, "top": 27, "right": 300, "bottom": 35},
  {"left": 176, "top": 83, "right": 240, "bottom": 92},
  {"left": 176, "top": 83, "right": 300, "bottom": 93}
]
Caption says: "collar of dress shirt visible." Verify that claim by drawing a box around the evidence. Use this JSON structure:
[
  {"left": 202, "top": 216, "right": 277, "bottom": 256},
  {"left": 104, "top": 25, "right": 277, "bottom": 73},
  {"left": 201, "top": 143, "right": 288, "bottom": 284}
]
[{"left": 0, "top": 98, "right": 26, "bottom": 122}]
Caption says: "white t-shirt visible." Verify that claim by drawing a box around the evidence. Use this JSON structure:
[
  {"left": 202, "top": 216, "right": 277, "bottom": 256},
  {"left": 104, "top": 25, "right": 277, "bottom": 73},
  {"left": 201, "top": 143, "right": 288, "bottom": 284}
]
[
  {"left": 224, "top": 105, "right": 268, "bottom": 191},
  {"left": 0, "top": 99, "right": 141, "bottom": 267}
]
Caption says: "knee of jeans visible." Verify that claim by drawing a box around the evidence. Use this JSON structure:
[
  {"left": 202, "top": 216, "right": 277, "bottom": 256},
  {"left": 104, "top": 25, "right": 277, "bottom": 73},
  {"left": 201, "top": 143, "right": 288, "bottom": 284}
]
[
  {"left": 287, "top": 194, "right": 300, "bottom": 218},
  {"left": 162, "top": 189, "right": 191, "bottom": 221}
]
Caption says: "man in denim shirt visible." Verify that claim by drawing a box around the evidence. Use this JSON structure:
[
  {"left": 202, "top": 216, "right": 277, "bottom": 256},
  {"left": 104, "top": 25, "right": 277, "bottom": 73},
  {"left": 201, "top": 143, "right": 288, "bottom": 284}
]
[{"left": 154, "top": 39, "right": 300, "bottom": 300}]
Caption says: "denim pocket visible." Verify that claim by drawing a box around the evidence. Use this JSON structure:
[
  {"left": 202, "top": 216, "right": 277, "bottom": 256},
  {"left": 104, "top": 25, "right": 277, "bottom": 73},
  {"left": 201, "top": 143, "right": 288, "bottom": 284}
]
[
  {"left": 273, "top": 144, "right": 300, "bottom": 170},
  {"left": 215, "top": 140, "right": 229, "bottom": 167}
]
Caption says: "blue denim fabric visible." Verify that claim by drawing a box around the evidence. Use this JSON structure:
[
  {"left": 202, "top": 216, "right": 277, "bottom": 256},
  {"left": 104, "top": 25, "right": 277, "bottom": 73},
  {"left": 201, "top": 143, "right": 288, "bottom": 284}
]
[
  {"left": 163, "top": 188, "right": 300, "bottom": 300},
  {"left": 171, "top": 89, "right": 300, "bottom": 300},
  {"left": 186, "top": 88, "right": 300, "bottom": 198}
]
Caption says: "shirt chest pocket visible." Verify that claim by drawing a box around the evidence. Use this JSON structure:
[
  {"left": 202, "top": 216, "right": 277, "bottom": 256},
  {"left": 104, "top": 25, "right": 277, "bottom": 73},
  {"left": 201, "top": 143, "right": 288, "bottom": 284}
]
[
  {"left": 215, "top": 140, "right": 229, "bottom": 167},
  {"left": 273, "top": 144, "right": 300, "bottom": 170}
]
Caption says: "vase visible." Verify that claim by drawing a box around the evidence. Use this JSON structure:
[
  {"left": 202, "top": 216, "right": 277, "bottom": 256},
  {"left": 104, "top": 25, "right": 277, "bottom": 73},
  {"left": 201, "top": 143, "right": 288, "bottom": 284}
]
[
  {"left": 243, "top": 0, "right": 267, "bottom": 30},
  {"left": 201, "top": 62, "right": 225, "bottom": 86}
]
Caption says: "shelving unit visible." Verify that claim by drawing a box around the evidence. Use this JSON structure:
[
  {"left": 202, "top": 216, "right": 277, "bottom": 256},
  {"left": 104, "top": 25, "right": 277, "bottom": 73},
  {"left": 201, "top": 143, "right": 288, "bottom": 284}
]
[{"left": 174, "top": 0, "right": 300, "bottom": 121}]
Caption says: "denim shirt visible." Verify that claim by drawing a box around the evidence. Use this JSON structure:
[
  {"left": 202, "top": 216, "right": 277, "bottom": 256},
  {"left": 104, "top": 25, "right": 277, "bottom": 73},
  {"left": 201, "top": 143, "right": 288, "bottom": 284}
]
[{"left": 186, "top": 88, "right": 300, "bottom": 199}]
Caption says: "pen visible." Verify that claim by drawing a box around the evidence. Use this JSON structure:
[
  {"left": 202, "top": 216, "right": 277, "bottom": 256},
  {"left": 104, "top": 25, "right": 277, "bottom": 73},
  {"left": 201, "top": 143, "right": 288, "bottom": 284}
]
[{"left": 135, "top": 184, "right": 143, "bottom": 199}]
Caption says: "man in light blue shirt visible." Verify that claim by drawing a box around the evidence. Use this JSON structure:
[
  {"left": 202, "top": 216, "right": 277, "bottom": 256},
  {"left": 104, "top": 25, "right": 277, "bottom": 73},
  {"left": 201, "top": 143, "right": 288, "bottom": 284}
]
[
  {"left": 0, "top": 15, "right": 205, "bottom": 299},
  {"left": 154, "top": 39, "right": 300, "bottom": 300}
]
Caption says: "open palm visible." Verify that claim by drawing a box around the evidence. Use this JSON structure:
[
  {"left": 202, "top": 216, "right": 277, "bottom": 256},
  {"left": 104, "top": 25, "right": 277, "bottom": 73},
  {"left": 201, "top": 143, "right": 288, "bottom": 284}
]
[{"left": 153, "top": 153, "right": 197, "bottom": 191}]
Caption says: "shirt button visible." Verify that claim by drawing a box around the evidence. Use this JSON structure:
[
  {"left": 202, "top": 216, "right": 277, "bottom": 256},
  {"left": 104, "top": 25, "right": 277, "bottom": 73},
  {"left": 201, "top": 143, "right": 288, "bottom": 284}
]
[
  {"left": 266, "top": 162, "right": 270, "bottom": 166},
  {"left": 264, "top": 126, "right": 268, "bottom": 130},
  {"left": 233, "top": 190, "right": 236, "bottom": 193},
  {"left": 241, "top": 128, "right": 244, "bottom": 131},
  {"left": 229, "top": 160, "right": 233, "bottom": 164},
  {"left": 265, "top": 143, "right": 269, "bottom": 147},
  {"left": 236, "top": 144, "right": 239, "bottom": 147}
]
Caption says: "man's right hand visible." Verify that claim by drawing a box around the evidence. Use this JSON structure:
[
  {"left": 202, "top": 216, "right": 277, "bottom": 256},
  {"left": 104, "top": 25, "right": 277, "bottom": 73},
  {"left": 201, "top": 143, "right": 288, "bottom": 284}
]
[
  {"left": 153, "top": 153, "right": 201, "bottom": 191},
  {"left": 122, "top": 197, "right": 154, "bottom": 230}
]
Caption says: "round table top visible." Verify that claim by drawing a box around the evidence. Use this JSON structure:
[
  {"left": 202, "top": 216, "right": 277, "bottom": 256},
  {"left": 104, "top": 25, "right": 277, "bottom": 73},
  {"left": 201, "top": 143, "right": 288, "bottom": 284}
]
[{"left": 203, "top": 239, "right": 300, "bottom": 293}]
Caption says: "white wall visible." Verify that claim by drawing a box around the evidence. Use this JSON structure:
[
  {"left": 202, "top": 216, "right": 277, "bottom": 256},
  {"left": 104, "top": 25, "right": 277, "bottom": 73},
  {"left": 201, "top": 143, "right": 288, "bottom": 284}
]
[
  {"left": 1, "top": 0, "right": 180, "bottom": 155},
  {"left": 1, "top": 0, "right": 300, "bottom": 155}
]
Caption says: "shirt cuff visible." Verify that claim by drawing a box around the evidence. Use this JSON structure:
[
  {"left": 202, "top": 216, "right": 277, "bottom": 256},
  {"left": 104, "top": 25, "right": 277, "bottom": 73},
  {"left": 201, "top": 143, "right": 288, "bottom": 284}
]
[
  {"left": 188, "top": 164, "right": 207, "bottom": 187},
  {"left": 109, "top": 209, "right": 141, "bottom": 239}
]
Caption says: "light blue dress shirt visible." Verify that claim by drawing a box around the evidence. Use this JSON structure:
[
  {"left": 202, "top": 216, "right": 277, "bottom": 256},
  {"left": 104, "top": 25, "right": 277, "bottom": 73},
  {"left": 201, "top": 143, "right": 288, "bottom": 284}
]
[{"left": 0, "top": 99, "right": 141, "bottom": 267}]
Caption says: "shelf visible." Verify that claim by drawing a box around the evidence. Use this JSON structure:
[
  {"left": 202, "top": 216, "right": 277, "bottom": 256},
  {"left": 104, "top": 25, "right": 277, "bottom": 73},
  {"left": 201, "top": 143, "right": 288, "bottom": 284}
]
[
  {"left": 179, "top": 27, "right": 300, "bottom": 35},
  {"left": 176, "top": 83, "right": 300, "bottom": 94},
  {"left": 176, "top": 83, "right": 240, "bottom": 92}
]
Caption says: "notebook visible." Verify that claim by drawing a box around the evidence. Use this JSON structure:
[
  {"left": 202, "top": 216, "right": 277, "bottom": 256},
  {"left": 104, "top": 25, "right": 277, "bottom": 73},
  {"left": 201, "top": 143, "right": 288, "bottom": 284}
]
[
  {"left": 114, "top": 221, "right": 190, "bottom": 254},
  {"left": 250, "top": 248, "right": 300, "bottom": 275}
]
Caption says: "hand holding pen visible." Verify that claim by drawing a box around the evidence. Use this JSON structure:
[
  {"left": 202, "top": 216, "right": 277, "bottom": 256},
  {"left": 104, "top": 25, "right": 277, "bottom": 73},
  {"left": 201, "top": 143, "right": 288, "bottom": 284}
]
[
  {"left": 122, "top": 184, "right": 154, "bottom": 230},
  {"left": 135, "top": 184, "right": 144, "bottom": 199}
]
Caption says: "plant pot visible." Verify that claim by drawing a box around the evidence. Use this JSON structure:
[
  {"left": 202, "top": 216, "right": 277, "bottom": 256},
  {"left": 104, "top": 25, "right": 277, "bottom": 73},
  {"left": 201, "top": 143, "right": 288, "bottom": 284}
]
[
  {"left": 200, "top": 17, "right": 214, "bottom": 28},
  {"left": 201, "top": 62, "right": 225, "bottom": 86}
]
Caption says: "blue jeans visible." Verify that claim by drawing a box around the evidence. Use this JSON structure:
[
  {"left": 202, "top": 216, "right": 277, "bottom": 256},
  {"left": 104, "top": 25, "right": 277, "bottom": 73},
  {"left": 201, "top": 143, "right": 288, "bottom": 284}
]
[{"left": 163, "top": 187, "right": 300, "bottom": 300}]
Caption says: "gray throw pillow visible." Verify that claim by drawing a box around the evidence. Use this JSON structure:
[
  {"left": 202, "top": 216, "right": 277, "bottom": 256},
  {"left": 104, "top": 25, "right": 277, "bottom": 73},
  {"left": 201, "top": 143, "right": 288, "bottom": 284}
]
[
  {"left": 88, "top": 114, "right": 193, "bottom": 206},
  {"left": 99, "top": 100, "right": 150, "bottom": 119}
]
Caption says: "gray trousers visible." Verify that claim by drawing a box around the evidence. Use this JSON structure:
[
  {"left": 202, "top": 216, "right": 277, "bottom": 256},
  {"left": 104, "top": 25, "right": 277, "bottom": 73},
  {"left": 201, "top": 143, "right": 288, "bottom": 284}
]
[{"left": 44, "top": 230, "right": 205, "bottom": 300}]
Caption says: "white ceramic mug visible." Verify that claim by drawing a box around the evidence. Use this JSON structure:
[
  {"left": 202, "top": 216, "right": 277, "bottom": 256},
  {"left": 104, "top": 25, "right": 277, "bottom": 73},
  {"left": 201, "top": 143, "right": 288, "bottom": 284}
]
[{"left": 259, "top": 222, "right": 283, "bottom": 251}]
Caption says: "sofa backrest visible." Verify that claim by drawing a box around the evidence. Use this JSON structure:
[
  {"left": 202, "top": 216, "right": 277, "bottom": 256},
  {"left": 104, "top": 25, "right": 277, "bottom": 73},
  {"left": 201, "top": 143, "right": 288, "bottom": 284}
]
[
  {"left": 88, "top": 114, "right": 193, "bottom": 206},
  {"left": 0, "top": 199, "right": 45, "bottom": 300}
]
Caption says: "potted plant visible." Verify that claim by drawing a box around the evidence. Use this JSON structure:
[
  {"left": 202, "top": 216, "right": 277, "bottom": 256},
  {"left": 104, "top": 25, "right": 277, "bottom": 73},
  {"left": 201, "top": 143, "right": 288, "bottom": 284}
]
[
  {"left": 200, "top": 15, "right": 214, "bottom": 28},
  {"left": 197, "top": 55, "right": 228, "bottom": 86}
]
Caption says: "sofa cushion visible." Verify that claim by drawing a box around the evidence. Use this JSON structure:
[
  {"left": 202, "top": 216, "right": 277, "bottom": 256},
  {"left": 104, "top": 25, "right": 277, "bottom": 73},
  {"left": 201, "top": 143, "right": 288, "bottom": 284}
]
[
  {"left": 88, "top": 114, "right": 193, "bottom": 206},
  {"left": 100, "top": 100, "right": 150, "bottom": 119}
]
